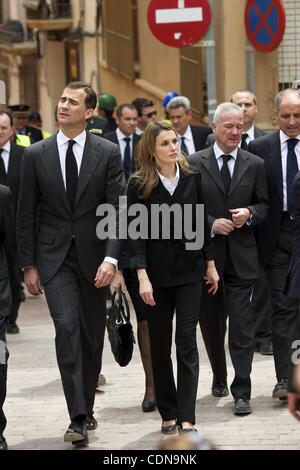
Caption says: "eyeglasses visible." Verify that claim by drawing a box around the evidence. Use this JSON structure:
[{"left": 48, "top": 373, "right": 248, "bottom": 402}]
[{"left": 142, "top": 111, "right": 157, "bottom": 118}]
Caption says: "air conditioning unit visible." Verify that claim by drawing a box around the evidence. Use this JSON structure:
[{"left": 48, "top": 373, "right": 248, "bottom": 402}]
[{"left": 23, "top": 0, "right": 50, "bottom": 19}]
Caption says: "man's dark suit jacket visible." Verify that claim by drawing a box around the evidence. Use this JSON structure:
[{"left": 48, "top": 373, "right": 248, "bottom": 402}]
[
  {"left": 286, "top": 172, "right": 300, "bottom": 299},
  {"left": 103, "top": 130, "right": 141, "bottom": 174},
  {"left": 5, "top": 143, "right": 24, "bottom": 214},
  {"left": 205, "top": 126, "right": 265, "bottom": 148},
  {"left": 17, "top": 132, "right": 125, "bottom": 285},
  {"left": 189, "top": 124, "right": 212, "bottom": 151},
  {"left": 189, "top": 147, "right": 268, "bottom": 280},
  {"left": 248, "top": 131, "right": 289, "bottom": 267}
]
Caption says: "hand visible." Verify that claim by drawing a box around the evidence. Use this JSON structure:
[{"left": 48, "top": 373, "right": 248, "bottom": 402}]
[
  {"left": 229, "top": 208, "right": 251, "bottom": 228},
  {"left": 288, "top": 392, "right": 300, "bottom": 421},
  {"left": 24, "top": 267, "right": 43, "bottom": 295},
  {"left": 95, "top": 262, "right": 116, "bottom": 288},
  {"left": 203, "top": 261, "right": 219, "bottom": 294},
  {"left": 212, "top": 218, "right": 235, "bottom": 236},
  {"left": 111, "top": 270, "right": 126, "bottom": 293},
  {"left": 137, "top": 269, "right": 156, "bottom": 306}
]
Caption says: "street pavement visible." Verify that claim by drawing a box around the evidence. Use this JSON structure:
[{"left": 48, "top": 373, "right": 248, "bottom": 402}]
[{"left": 4, "top": 291, "right": 300, "bottom": 451}]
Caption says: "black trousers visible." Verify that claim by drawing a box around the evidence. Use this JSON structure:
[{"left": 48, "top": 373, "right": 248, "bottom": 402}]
[
  {"left": 6, "top": 253, "right": 22, "bottom": 324},
  {"left": 265, "top": 217, "right": 299, "bottom": 381},
  {"left": 252, "top": 267, "right": 273, "bottom": 344},
  {"left": 0, "top": 275, "right": 11, "bottom": 436},
  {"left": 43, "top": 242, "right": 107, "bottom": 421},
  {"left": 200, "top": 253, "right": 256, "bottom": 400},
  {"left": 147, "top": 282, "right": 201, "bottom": 425}
]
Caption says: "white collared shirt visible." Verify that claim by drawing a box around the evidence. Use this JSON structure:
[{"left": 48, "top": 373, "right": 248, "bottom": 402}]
[
  {"left": 213, "top": 142, "right": 238, "bottom": 176},
  {"left": 157, "top": 163, "right": 180, "bottom": 195},
  {"left": 241, "top": 125, "right": 255, "bottom": 146},
  {"left": 57, "top": 129, "right": 86, "bottom": 188},
  {"left": 280, "top": 130, "right": 300, "bottom": 211},
  {"left": 116, "top": 128, "right": 133, "bottom": 161},
  {"left": 0, "top": 140, "right": 11, "bottom": 173},
  {"left": 180, "top": 125, "right": 196, "bottom": 155}
]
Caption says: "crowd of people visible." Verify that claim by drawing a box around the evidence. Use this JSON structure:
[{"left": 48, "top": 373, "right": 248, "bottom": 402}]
[{"left": 0, "top": 81, "right": 300, "bottom": 450}]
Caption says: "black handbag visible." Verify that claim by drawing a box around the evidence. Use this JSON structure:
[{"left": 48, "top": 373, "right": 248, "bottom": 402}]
[{"left": 106, "top": 289, "right": 135, "bottom": 367}]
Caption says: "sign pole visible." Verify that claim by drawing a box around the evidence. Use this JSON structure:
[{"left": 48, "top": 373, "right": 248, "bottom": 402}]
[{"left": 205, "top": 0, "right": 217, "bottom": 125}]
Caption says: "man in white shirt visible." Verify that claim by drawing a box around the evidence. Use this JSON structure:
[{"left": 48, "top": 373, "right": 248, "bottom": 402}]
[{"left": 17, "top": 82, "right": 125, "bottom": 447}]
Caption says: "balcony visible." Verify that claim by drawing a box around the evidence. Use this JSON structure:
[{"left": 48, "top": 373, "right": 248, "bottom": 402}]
[
  {"left": 24, "top": 0, "right": 73, "bottom": 32},
  {"left": 0, "top": 20, "right": 37, "bottom": 56}
]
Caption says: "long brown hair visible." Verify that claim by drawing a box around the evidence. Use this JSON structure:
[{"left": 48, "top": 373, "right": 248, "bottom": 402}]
[{"left": 131, "top": 121, "right": 191, "bottom": 199}]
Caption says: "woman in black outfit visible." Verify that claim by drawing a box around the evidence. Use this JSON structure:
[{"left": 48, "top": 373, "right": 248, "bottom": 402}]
[{"left": 126, "top": 122, "right": 219, "bottom": 434}]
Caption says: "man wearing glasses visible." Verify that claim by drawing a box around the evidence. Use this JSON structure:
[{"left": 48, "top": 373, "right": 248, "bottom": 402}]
[{"left": 132, "top": 98, "right": 157, "bottom": 135}]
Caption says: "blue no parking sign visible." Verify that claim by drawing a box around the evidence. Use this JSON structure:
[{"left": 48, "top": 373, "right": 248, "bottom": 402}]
[{"left": 245, "top": 0, "right": 286, "bottom": 52}]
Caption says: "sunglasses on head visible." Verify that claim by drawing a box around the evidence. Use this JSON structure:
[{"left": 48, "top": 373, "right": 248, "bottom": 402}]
[{"left": 142, "top": 111, "right": 157, "bottom": 118}]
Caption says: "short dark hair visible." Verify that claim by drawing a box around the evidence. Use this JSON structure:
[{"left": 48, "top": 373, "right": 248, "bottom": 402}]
[
  {"left": 132, "top": 98, "right": 154, "bottom": 116},
  {"left": 0, "top": 110, "right": 14, "bottom": 127},
  {"left": 65, "top": 81, "right": 97, "bottom": 110},
  {"left": 116, "top": 103, "right": 137, "bottom": 118}
]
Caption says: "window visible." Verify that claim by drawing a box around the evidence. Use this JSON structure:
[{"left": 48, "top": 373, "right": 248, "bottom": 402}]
[
  {"left": 103, "top": 0, "right": 139, "bottom": 80},
  {"left": 278, "top": 0, "right": 300, "bottom": 89}
]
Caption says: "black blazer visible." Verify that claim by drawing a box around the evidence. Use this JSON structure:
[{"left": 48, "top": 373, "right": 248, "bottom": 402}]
[
  {"left": 248, "top": 131, "right": 286, "bottom": 267},
  {"left": 205, "top": 126, "right": 265, "bottom": 148},
  {"left": 190, "top": 124, "right": 212, "bottom": 151},
  {"left": 127, "top": 168, "right": 214, "bottom": 288},
  {"left": 5, "top": 143, "right": 24, "bottom": 214},
  {"left": 189, "top": 147, "right": 269, "bottom": 280},
  {"left": 17, "top": 132, "right": 125, "bottom": 285},
  {"left": 286, "top": 172, "right": 300, "bottom": 299},
  {"left": 103, "top": 130, "right": 141, "bottom": 175}
]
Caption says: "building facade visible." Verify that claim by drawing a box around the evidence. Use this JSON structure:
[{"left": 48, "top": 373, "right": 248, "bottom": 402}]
[{"left": 0, "top": 0, "right": 297, "bottom": 132}]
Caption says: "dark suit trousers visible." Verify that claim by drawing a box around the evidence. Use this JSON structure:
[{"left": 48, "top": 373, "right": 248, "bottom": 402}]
[
  {"left": 0, "top": 276, "right": 11, "bottom": 436},
  {"left": 6, "top": 253, "right": 22, "bottom": 324},
  {"left": 265, "top": 217, "right": 299, "bottom": 380},
  {"left": 43, "top": 242, "right": 107, "bottom": 421},
  {"left": 252, "top": 267, "right": 273, "bottom": 344},
  {"left": 147, "top": 282, "right": 201, "bottom": 424},
  {"left": 199, "top": 278, "right": 227, "bottom": 385}
]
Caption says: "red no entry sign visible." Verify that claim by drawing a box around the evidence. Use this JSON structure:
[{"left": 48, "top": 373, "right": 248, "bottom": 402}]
[
  {"left": 147, "top": 0, "right": 211, "bottom": 48},
  {"left": 245, "top": 0, "right": 286, "bottom": 52}
]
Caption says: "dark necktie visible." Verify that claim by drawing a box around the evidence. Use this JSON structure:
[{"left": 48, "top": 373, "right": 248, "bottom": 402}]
[
  {"left": 65, "top": 140, "right": 78, "bottom": 210},
  {"left": 123, "top": 137, "right": 131, "bottom": 180},
  {"left": 0, "top": 149, "right": 7, "bottom": 185},
  {"left": 287, "top": 138, "right": 299, "bottom": 215},
  {"left": 180, "top": 136, "right": 189, "bottom": 156},
  {"left": 240, "top": 133, "right": 249, "bottom": 151},
  {"left": 221, "top": 154, "right": 232, "bottom": 194}
]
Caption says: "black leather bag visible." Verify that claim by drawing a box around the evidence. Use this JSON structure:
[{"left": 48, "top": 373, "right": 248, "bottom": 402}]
[{"left": 106, "top": 289, "right": 135, "bottom": 367}]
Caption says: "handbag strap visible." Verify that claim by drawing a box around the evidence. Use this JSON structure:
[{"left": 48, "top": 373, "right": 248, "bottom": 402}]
[{"left": 111, "top": 289, "right": 131, "bottom": 322}]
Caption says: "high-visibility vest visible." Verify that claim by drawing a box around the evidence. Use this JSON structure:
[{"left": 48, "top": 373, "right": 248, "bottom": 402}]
[
  {"left": 42, "top": 130, "right": 51, "bottom": 139},
  {"left": 15, "top": 134, "right": 31, "bottom": 147}
]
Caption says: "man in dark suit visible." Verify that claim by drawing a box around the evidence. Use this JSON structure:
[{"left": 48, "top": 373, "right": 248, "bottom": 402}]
[
  {"left": 166, "top": 95, "right": 211, "bottom": 154},
  {"left": 103, "top": 103, "right": 141, "bottom": 180},
  {"left": 17, "top": 81, "right": 124, "bottom": 446},
  {"left": 0, "top": 186, "right": 17, "bottom": 450},
  {"left": 287, "top": 172, "right": 300, "bottom": 421},
  {"left": 206, "top": 91, "right": 272, "bottom": 365},
  {"left": 189, "top": 102, "right": 268, "bottom": 415},
  {"left": 0, "top": 111, "right": 24, "bottom": 335},
  {"left": 248, "top": 88, "right": 300, "bottom": 401}
]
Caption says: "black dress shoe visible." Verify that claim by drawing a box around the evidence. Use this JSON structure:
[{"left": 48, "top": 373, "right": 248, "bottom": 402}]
[
  {"left": 6, "top": 322, "right": 20, "bottom": 334},
  {"left": 0, "top": 436, "right": 8, "bottom": 450},
  {"left": 255, "top": 341, "right": 273, "bottom": 355},
  {"left": 142, "top": 400, "right": 156, "bottom": 412},
  {"left": 272, "top": 378, "right": 288, "bottom": 399},
  {"left": 161, "top": 423, "right": 178, "bottom": 435},
  {"left": 86, "top": 414, "right": 98, "bottom": 430},
  {"left": 211, "top": 382, "right": 229, "bottom": 397},
  {"left": 64, "top": 421, "right": 87, "bottom": 444},
  {"left": 233, "top": 398, "right": 252, "bottom": 416}
]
